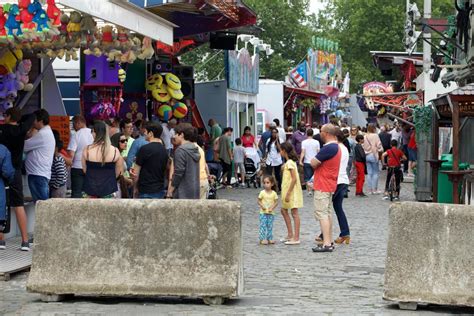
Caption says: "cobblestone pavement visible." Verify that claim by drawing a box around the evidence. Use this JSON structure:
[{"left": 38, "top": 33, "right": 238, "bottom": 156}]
[{"left": 1, "top": 176, "right": 474, "bottom": 315}]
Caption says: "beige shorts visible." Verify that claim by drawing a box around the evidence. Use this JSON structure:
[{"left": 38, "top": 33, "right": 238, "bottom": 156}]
[
  {"left": 313, "top": 190, "right": 333, "bottom": 220},
  {"left": 200, "top": 180, "right": 209, "bottom": 200}
]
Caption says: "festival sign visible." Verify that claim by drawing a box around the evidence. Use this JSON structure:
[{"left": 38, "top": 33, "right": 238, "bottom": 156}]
[
  {"left": 49, "top": 116, "right": 71, "bottom": 149},
  {"left": 307, "top": 48, "right": 342, "bottom": 93},
  {"left": 226, "top": 48, "right": 259, "bottom": 94}
]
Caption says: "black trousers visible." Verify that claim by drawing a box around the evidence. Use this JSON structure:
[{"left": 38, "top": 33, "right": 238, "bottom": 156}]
[
  {"left": 264, "top": 164, "right": 282, "bottom": 191},
  {"left": 220, "top": 159, "right": 232, "bottom": 185},
  {"left": 385, "top": 167, "right": 402, "bottom": 194},
  {"left": 71, "top": 168, "right": 85, "bottom": 198}
]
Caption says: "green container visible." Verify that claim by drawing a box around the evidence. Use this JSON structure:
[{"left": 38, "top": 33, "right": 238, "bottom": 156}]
[{"left": 438, "top": 154, "right": 470, "bottom": 203}]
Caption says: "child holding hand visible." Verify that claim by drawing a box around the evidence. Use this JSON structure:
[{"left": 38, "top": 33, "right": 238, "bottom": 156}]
[{"left": 258, "top": 175, "right": 279, "bottom": 245}]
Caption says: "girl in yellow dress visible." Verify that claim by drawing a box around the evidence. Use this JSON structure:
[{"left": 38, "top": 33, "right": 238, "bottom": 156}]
[{"left": 280, "top": 142, "right": 304, "bottom": 245}]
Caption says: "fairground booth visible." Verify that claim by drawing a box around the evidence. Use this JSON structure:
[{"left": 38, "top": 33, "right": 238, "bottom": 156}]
[{"left": 0, "top": 0, "right": 258, "bottom": 239}]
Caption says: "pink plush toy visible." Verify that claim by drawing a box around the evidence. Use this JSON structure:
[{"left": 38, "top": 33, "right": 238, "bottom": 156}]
[
  {"left": 15, "top": 59, "right": 33, "bottom": 91},
  {"left": 90, "top": 101, "right": 116, "bottom": 120}
]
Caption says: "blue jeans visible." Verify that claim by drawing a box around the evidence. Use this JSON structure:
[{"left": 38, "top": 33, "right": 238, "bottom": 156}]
[
  {"left": 259, "top": 213, "right": 274, "bottom": 241},
  {"left": 332, "top": 184, "right": 350, "bottom": 237},
  {"left": 303, "top": 163, "right": 313, "bottom": 183},
  {"left": 28, "top": 175, "right": 49, "bottom": 202},
  {"left": 366, "top": 161, "right": 380, "bottom": 191},
  {"left": 139, "top": 191, "right": 165, "bottom": 199}
]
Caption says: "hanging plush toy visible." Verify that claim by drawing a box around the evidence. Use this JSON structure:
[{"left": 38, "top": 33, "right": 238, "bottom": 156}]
[
  {"left": 91, "top": 101, "right": 117, "bottom": 121},
  {"left": 137, "top": 37, "right": 155, "bottom": 60},
  {"left": 152, "top": 84, "right": 171, "bottom": 103},
  {"left": 145, "top": 74, "right": 163, "bottom": 91},
  {"left": 0, "top": 49, "right": 23, "bottom": 75},
  {"left": 67, "top": 10, "right": 81, "bottom": 44},
  {"left": 118, "top": 68, "right": 126, "bottom": 83},
  {"left": 115, "top": 26, "right": 133, "bottom": 51},
  {"left": 18, "top": 0, "right": 36, "bottom": 36},
  {"left": 28, "top": 0, "right": 49, "bottom": 32},
  {"left": 100, "top": 25, "right": 114, "bottom": 53},
  {"left": 16, "top": 59, "right": 33, "bottom": 91},
  {"left": 80, "top": 14, "right": 96, "bottom": 46},
  {"left": 46, "top": 0, "right": 61, "bottom": 26},
  {"left": 5, "top": 4, "right": 23, "bottom": 37},
  {"left": 0, "top": 7, "right": 7, "bottom": 39}
]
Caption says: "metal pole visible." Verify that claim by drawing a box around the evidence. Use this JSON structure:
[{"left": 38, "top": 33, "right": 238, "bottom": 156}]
[{"left": 423, "top": 0, "right": 432, "bottom": 74}]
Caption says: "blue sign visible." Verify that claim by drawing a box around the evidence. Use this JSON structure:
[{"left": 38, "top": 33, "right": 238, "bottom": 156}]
[
  {"left": 128, "top": 0, "right": 165, "bottom": 8},
  {"left": 226, "top": 48, "right": 259, "bottom": 94}
]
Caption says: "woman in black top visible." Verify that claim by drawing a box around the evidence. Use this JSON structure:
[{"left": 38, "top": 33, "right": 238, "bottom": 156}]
[{"left": 82, "top": 121, "right": 124, "bottom": 198}]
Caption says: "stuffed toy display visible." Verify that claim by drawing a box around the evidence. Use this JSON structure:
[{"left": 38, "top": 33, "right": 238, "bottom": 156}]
[
  {"left": 19, "top": 0, "right": 35, "bottom": 35},
  {"left": 28, "top": 0, "right": 49, "bottom": 32},
  {"left": 46, "top": 0, "right": 61, "bottom": 26},
  {"left": 90, "top": 101, "right": 117, "bottom": 121},
  {"left": 5, "top": 4, "right": 23, "bottom": 37},
  {"left": 80, "top": 14, "right": 96, "bottom": 46},
  {"left": 147, "top": 73, "right": 188, "bottom": 122},
  {"left": 15, "top": 59, "right": 33, "bottom": 91},
  {"left": 172, "top": 101, "right": 188, "bottom": 119}
]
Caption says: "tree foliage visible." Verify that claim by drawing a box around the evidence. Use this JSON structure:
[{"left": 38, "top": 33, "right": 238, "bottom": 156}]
[
  {"left": 180, "top": 0, "right": 315, "bottom": 82},
  {"left": 317, "top": 0, "right": 454, "bottom": 91}
]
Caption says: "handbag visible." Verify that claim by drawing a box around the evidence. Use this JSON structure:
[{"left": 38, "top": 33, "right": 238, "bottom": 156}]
[{"left": 118, "top": 175, "right": 130, "bottom": 199}]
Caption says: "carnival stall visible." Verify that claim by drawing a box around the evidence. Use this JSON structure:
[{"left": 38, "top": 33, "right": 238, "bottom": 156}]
[{"left": 284, "top": 38, "right": 344, "bottom": 127}]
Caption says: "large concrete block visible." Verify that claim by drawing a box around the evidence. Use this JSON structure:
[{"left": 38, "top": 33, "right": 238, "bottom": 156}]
[
  {"left": 27, "top": 199, "right": 243, "bottom": 303},
  {"left": 384, "top": 202, "right": 474, "bottom": 309}
]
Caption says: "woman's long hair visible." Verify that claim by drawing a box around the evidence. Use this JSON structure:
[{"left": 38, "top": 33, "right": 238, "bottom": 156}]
[
  {"left": 267, "top": 127, "right": 279, "bottom": 154},
  {"left": 280, "top": 142, "right": 298, "bottom": 162},
  {"left": 92, "top": 121, "right": 111, "bottom": 165}
]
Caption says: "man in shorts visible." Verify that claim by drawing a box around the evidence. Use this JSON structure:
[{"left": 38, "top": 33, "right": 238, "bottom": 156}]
[
  {"left": 0, "top": 108, "right": 35, "bottom": 251},
  {"left": 310, "top": 124, "right": 341, "bottom": 253}
]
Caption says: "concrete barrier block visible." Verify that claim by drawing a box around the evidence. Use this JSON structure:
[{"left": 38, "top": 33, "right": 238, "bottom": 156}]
[
  {"left": 27, "top": 199, "right": 243, "bottom": 303},
  {"left": 384, "top": 202, "right": 474, "bottom": 309}
]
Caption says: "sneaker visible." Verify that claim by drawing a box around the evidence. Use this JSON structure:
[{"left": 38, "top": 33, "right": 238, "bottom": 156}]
[
  {"left": 373, "top": 190, "right": 383, "bottom": 195},
  {"left": 383, "top": 195, "right": 389, "bottom": 201},
  {"left": 240, "top": 183, "right": 246, "bottom": 188},
  {"left": 394, "top": 197, "right": 400, "bottom": 201},
  {"left": 20, "top": 241, "right": 30, "bottom": 251},
  {"left": 312, "top": 244, "right": 334, "bottom": 252},
  {"left": 0, "top": 240, "right": 5, "bottom": 250},
  {"left": 356, "top": 193, "right": 368, "bottom": 197}
]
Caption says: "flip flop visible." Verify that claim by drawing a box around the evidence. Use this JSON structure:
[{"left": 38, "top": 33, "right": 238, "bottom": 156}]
[{"left": 284, "top": 240, "right": 301, "bottom": 245}]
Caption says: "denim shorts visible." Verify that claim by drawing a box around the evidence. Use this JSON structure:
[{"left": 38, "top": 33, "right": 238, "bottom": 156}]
[
  {"left": 408, "top": 148, "right": 417, "bottom": 162},
  {"left": 139, "top": 191, "right": 166, "bottom": 199},
  {"left": 28, "top": 175, "right": 49, "bottom": 202},
  {"left": 303, "top": 163, "right": 314, "bottom": 183}
]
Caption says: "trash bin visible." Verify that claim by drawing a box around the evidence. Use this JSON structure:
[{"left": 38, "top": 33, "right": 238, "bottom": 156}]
[{"left": 438, "top": 154, "right": 470, "bottom": 203}]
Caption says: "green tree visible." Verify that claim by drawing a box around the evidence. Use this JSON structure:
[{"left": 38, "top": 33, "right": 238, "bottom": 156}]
[
  {"left": 317, "top": 0, "right": 454, "bottom": 91},
  {"left": 180, "top": 0, "right": 315, "bottom": 81}
]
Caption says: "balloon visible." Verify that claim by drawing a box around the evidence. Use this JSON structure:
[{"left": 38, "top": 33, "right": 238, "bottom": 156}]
[{"left": 172, "top": 101, "right": 188, "bottom": 119}]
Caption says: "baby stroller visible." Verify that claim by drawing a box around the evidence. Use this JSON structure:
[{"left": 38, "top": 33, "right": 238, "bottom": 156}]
[{"left": 244, "top": 157, "right": 261, "bottom": 188}]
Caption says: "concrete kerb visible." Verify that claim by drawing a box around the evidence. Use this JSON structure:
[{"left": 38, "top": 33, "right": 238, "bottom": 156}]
[
  {"left": 27, "top": 199, "right": 243, "bottom": 305},
  {"left": 383, "top": 201, "right": 474, "bottom": 310}
]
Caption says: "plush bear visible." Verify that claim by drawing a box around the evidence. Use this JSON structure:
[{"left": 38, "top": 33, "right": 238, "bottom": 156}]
[
  {"left": 18, "top": 0, "right": 36, "bottom": 35},
  {"left": 138, "top": 37, "right": 155, "bottom": 60},
  {"left": 67, "top": 10, "right": 81, "bottom": 44},
  {"left": 100, "top": 25, "right": 114, "bottom": 52},
  {"left": 80, "top": 14, "right": 96, "bottom": 47},
  {"left": 59, "top": 13, "right": 69, "bottom": 36},
  {"left": 115, "top": 26, "right": 133, "bottom": 52},
  {"left": 16, "top": 59, "right": 33, "bottom": 91}
]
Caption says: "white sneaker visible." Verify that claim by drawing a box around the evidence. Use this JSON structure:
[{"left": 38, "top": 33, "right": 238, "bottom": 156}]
[
  {"left": 0, "top": 240, "right": 5, "bottom": 250},
  {"left": 307, "top": 191, "right": 313, "bottom": 197}
]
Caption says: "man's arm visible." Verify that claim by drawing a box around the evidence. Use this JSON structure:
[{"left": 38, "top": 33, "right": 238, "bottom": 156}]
[
  {"left": 170, "top": 150, "right": 186, "bottom": 191},
  {"left": 24, "top": 131, "right": 43, "bottom": 153},
  {"left": 126, "top": 140, "right": 139, "bottom": 170}
]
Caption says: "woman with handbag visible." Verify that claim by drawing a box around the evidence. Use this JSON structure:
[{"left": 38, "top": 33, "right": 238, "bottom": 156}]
[
  {"left": 264, "top": 128, "right": 283, "bottom": 192},
  {"left": 363, "top": 124, "right": 383, "bottom": 194},
  {"left": 111, "top": 132, "right": 133, "bottom": 198}
]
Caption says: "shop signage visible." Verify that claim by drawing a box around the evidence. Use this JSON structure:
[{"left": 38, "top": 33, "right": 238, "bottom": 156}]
[
  {"left": 49, "top": 116, "right": 71, "bottom": 149},
  {"left": 437, "top": 102, "right": 474, "bottom": 118},
  {"left": 362, "top": 82, "right": 394, "bottom": 96},
  {"left": 226, "top": 48, "right": 259, "bottom": 94},
  {"left": 307, "top": 48, "right": 342, "bottom": 93}
]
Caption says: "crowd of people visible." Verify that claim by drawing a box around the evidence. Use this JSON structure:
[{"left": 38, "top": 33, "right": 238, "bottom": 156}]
[
  {"left": 0, "top": 109, "right": 214, "bottom": 251},
  {"left": 0, "top": 107, "right": 416, "bottom": 253}
]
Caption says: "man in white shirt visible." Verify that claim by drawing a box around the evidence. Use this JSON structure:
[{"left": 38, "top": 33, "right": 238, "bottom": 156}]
[
  {"left": 312, "top": 122, "right": 320, "bottom": 136},
  {"left": 24, "top": 109, "right": 55, "bottom": 202},
  {"left": 389, "top": 125, "right": 402, "bottom": 148},
  {"left": 299, "top": 128, "right": 320, "bottom": 196},
  {"left": 68, "top": 115, "right": 94, "bottom": 198},
  {"left": 273, "top": 118, "right": 286, "bottom": 144}
]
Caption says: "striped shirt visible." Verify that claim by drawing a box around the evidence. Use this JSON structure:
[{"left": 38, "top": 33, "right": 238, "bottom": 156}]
[{"left": 49, "top": 155, "right": 68, "bottom": 189}]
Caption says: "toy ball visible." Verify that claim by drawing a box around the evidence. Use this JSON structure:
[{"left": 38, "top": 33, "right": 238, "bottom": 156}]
[
  {"left": 172, "top": 101, "right": 188, "bottom": 119},
  {"left": 165, "top": 73, "right": 181, "bottom": 90},
  {"left": 157, "top": 104, "right": 173, "bottom": 121},
  {"left": 145, "top": 73, "right": 163, "bottom": 91}
]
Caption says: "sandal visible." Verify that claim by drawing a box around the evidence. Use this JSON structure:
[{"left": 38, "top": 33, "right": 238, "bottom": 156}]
[
  {"left": 280, "top": 237, "right": 292, "bottom": 242},
  {"left": 284, "top": 240, "right": 300, "bottom": 245},
  {"left": 268, "top": 240, "right": 275, "bottom": 245},
  {"left": 259, "top": 240, "right": 268, "bottom": 245},
  {"left": 312, "top": 244, "right": 334, "bottom": 252},
  {"left": 334, "top": 236, "right": 350, "bottom": 245},
  {"left": 314, "top": 234, "right": 323, "bottom": 242}
]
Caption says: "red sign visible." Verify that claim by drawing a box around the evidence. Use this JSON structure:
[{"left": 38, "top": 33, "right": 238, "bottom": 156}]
[{"left": 49, "top": 116, "right": 71, "bottom": 149}]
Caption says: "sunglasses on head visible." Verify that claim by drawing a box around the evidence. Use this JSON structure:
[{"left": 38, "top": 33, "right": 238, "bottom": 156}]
[{"left": 120, "top": 139, "right": 128, "bottom": 143}]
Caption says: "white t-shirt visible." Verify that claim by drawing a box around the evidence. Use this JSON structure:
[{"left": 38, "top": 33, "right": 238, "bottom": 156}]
[
  {"left": 337, "top": 143, "right": 349, "bottom": 185},
  {"left": 265, "top": 139, "right": 282, "bottom": 166},
  {"left": 312, "top": 128, "right": 320, "bottom": 135},
  {"left": 68, "top": 127, "right": 94, "bottom": 169},
  {"left": 161, "top": 123, "right": 172, "bottom": 150},
  {"left": 301, "top": 138, "right": 320, "bottom": 164},
  {"left": 24, "top": 125, "right": 56, "bottom": 180},
  {"left": 277, "top": 127, "right": 286, "bottom": 144},
  {"left": 390, "top": 129, "right": 402, "bottom": 145}
]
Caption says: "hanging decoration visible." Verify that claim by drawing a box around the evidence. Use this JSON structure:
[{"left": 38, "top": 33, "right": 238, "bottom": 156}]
[
  {"left": 145, "top": 72, "right": 187, "bottom": 121},
  {"left": 0, "top": 0, "right": 156, "bottom": 63},
  {"left": 413, "top": 106, "right": 433, "bottom": 139}
]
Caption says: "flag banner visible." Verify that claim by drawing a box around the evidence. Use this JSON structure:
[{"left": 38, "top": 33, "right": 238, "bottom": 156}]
[{"left": 289, "top": 62, "right": 308, "bottom": 88}]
